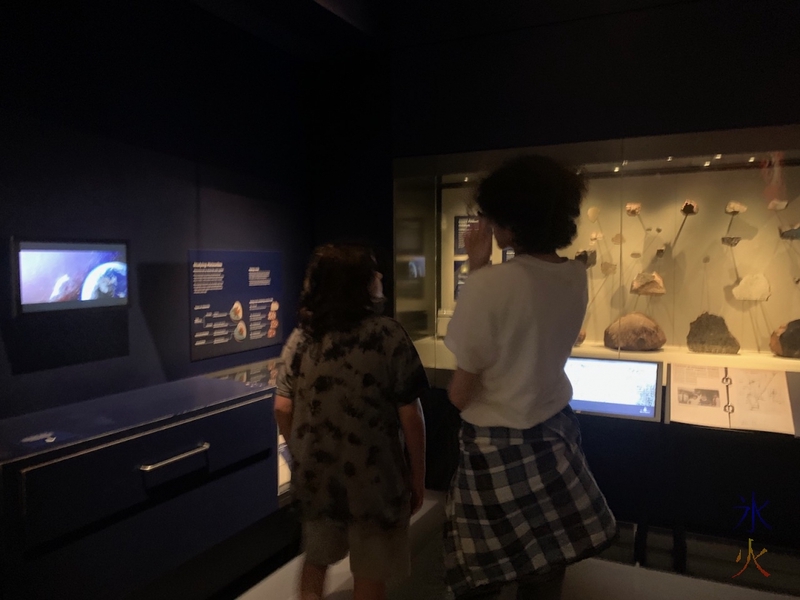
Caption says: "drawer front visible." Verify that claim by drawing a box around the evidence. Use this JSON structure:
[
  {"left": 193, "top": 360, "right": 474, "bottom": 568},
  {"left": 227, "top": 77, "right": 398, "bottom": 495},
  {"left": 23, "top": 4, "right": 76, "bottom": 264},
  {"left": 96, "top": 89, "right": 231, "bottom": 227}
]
[
  {"left": 19, "top": 395, "right": 275, "bottom": 550},
  {"left": 11, "top": 459, "right": 279, "bottom": 600}
]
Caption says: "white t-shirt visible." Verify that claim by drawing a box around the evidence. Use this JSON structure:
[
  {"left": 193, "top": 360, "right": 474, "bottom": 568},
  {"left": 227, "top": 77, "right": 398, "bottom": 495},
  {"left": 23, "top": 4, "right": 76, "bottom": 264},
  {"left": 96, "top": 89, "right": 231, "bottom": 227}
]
[{"left": 444, "top": 255, "right": 587, "bottom": 429}]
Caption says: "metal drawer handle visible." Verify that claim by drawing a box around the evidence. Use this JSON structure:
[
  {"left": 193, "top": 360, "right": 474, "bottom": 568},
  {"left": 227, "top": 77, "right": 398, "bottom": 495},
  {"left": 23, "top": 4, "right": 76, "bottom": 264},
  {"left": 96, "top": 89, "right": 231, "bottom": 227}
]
[{"left": 139, "top": 442, "right": 211, "bottom": 472}]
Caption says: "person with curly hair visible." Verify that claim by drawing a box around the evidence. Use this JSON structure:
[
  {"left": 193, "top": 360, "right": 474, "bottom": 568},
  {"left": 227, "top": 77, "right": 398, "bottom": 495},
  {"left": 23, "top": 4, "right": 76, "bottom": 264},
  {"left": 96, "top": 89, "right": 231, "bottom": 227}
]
[
  {"left": 274, "top": 243, "right": 428, "bottom": 600},
  {"left": 443, "top": 155, "right": 617, "bottom": 599}
]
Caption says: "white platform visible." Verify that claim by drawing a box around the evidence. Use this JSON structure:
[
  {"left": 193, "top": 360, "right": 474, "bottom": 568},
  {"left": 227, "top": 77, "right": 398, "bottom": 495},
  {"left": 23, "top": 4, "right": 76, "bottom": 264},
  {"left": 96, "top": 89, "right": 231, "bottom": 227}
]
[
  {"left": 414, "top": 336, "right": 800, "bottom": 386},
  {"left": 238, "top": 491, "right": 446, "bottom": 600},
  {"left": 237, "top": 490, "right": 795, "bottom": 600}
]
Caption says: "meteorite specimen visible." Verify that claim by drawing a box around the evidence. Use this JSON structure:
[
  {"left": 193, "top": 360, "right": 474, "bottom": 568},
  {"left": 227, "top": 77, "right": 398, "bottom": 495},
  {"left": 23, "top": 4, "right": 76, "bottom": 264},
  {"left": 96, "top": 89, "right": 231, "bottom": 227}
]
[
  {"left": 732, "top": 274, "right": 771, "bottom": 302},
  {"left": 725, "top": 201, "right": 747, "bottom": 215},
  {"left": 687, "top": 313, "right": 740, "bottom": 354},
  {"left": 630, "top": 272, "right": 666, "bottom": 295},
  {"left": 779, "top": 223, "right": 800, "bottom": 240},
  {"left": 771, "top": 320, "right": 800, "bottom": 358},
  {"left": 625, "top": 203, "right": 641, "bottom": 217},
  {"left": 600, "top": 262, "right": 617, "bottom": 276},
  {"left": 604, "top": 312, "right": 666, "bottom": 351},
  {"left": 575, "top": 249, "right": 597, "bottom": 267},
  {"left": 681, "top": 200, "right": 699, "bottom": 215},
  {"left": 768, "top": 199, "right": 788, "bottom": 211}
]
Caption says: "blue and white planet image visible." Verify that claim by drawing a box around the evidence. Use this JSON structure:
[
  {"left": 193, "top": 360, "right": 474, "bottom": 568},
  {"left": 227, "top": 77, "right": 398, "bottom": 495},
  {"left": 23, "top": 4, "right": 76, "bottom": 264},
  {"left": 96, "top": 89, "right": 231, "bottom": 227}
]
[{"left": 81, "top": 262, "right": 128, "bottom": 300}]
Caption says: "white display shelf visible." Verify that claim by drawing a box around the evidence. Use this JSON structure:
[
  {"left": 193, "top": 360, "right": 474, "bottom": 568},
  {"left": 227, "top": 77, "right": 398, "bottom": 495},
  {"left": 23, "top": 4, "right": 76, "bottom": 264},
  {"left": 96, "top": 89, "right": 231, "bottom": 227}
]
[{"left": 414, "top": 336, "right": 800, "bottom": 386}]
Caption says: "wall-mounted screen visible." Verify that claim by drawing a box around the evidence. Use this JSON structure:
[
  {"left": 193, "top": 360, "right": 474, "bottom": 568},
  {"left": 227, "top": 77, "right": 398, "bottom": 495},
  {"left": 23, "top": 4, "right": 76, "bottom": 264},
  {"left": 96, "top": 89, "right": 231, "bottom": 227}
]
[
  {"left": 15, "top": 240, "right": 128, "bottom": 313},
  {"left": 566, "top": 357, "right": 662, "bottom": 422}
]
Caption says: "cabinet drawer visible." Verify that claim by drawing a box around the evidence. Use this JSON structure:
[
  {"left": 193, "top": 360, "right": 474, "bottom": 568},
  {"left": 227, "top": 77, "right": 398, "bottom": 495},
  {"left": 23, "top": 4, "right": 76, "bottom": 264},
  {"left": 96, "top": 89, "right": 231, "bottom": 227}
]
[{"left": 19, "top": 396, "right": 274, "bottom": 550}]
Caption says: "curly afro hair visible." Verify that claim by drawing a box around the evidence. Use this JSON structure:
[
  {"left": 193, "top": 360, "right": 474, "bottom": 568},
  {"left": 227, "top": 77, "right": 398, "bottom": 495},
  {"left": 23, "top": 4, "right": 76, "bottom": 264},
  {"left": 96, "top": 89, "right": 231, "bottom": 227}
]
[{"left": 476, "top": 155, "right": 586, "bottom": 254}]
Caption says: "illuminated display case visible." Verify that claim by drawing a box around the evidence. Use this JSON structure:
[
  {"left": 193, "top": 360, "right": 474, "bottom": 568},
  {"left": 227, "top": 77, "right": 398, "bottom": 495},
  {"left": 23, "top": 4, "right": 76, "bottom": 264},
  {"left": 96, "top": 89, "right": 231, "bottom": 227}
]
[
  {"left": 206, "top": 359, "right": 292, "bottom": 498},
  {"left": 394, "top": 125, "right": 800, "bottom": 396}
]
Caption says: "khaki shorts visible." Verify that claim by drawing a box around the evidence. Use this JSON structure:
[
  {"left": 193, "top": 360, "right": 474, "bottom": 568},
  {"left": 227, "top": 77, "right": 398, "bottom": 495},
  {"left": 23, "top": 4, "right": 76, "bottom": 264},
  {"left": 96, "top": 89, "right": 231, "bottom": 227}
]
[{"left": 303, "top": 519, "right": 410, "bottom": 582}]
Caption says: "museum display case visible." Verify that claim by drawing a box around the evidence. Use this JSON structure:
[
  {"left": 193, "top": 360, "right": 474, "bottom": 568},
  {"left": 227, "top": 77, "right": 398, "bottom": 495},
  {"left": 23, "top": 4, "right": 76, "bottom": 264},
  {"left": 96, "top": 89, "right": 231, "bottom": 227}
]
[
  {"left": 394, "top": 126, "right": 800, "bottom": 591},
  {"left": 0, "top": 376, "right": 278, "bottom": 599},
  {"left": 206, "top": 359, "right": 292, "bottom": 497},
  {"left": 394, "top": 125, "right": 800, "bottom": 431}
]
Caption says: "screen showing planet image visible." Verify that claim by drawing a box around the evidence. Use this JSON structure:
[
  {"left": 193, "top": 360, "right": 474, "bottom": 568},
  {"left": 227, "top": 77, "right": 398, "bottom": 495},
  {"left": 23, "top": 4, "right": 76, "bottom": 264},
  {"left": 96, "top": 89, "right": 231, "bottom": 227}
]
[{"left": 17, "top": 241, "right": 128, "bottom": 312}]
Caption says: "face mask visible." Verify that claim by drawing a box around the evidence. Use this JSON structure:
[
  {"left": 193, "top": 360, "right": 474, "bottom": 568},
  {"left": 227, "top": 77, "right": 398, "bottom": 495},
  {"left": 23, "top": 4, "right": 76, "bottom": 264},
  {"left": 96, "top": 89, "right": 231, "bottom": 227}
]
[{"left": 370, "top": 295, "right": 386, "bottom": 315}]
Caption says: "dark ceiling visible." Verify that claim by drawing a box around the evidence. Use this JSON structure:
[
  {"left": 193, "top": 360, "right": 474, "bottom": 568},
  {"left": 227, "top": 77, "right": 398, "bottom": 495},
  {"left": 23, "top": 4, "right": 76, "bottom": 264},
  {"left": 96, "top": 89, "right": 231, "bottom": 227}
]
[
  {"left": 185, "top": 0, "right": 378, "bottom": 60},
  {"left": 188, "top": 0, "right": 702, "bottom": 55}
]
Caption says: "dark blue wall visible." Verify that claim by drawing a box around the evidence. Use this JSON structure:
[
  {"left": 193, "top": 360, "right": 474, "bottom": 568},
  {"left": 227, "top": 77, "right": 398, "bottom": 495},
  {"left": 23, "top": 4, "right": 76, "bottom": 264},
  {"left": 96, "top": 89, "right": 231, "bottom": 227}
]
[
  {"left": 0, "top": 0, "right": 393, "bottom": 420},
  {"left": 392, "top": 0, "right": 800, "bottom": 156},
  {"left": 0, "top": 1, "right": 322, "bottom": 418},
  {"left": 0, "top": 115, "right": 312, "bottom": 419}
]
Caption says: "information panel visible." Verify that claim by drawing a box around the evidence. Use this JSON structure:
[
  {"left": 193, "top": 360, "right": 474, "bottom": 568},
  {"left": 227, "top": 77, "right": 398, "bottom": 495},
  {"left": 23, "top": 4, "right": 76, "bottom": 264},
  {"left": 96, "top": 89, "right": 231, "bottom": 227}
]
[
  {"left": 454, "top": 216, "right": 479, "bottom": 255},
  {"left": 669, "top": 364, "right": 795, "bottom": 435},
  {"left": 189, "top": 250, "right": 283, "bottom": 361}
]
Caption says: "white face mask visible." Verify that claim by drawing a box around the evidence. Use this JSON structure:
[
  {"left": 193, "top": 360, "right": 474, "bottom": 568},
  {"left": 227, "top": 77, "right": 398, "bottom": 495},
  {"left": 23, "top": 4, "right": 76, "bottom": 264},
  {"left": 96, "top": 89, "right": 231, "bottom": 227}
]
[
  {"left": 370, "top": 296, "right": 386, "bottom": 315},
  {"left": 368, "top": 270, "right": 385, "bottom": 314},
  {"left": 368, "top": 270, "right": 384, "bottom": 301}
]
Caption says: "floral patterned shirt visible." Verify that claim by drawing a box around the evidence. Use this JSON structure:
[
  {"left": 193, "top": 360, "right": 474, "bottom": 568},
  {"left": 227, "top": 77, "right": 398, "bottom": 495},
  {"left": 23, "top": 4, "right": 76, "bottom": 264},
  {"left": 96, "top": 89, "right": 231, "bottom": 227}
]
[{"left": 276, "top": 315, "right": 429, "bottom": 529}]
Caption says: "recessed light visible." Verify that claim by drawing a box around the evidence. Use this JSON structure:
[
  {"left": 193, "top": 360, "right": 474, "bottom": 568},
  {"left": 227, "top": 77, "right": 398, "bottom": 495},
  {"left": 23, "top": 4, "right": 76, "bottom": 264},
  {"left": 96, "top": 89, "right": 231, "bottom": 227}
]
[
  {"left": 667, "top": 156, "right": 673, "bottom": 162},
  {"left": 464, "top": 177, "right": 469, "bottom": 182},
  {"left": 704, "top": 161, "right": 711, "bottom": 167},
  {"left": 749, "top": 157, "right": 755, "bottom": 163},
  {"left": 715, "top": 154, "right": 722, "bottom": 159},
  {"left": 614, "top": 166, "right": 620, "bottom": 173}
]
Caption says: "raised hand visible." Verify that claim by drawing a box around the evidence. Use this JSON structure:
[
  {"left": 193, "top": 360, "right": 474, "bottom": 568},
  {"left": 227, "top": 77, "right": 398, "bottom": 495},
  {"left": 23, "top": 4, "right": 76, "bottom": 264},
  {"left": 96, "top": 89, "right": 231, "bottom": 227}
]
[{"left": 465, "top": 217, "right": 493, "bottom": 271}]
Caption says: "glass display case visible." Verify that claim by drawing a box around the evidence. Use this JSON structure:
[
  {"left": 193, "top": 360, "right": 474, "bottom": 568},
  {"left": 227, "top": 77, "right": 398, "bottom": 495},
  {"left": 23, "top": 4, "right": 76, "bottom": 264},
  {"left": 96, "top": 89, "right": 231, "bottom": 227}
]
[
  {"left": 394, "top": 125, "right": 800, "bottom": 386},
  {"left": 206, "top": 359, "right": 291, "bottom": 498}
]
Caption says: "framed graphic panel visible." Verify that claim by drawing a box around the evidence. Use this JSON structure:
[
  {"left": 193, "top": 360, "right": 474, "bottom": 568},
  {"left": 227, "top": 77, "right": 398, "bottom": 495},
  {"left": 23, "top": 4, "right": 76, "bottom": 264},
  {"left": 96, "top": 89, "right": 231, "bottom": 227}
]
[
  {"left": 189, "top": 250, "right": 283, "bottom": 361},
  {"left": 454, "top": 216, "right": 480, "bottom": 255}
]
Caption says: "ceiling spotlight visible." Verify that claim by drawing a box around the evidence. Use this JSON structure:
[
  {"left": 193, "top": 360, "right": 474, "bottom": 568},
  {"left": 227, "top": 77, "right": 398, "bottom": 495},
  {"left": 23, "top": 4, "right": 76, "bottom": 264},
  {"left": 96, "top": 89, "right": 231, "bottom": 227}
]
[
  {"left": 715, "top": 154, "right": 722, "bottom": 159},
  {"left": 704, "top": 161, "right": 711, "bottom": 167},
  {"left": 464, "top": 177, "right": 469, "bottom": 182},
  {"left": 667, "top": 156, "right": 673, "bottom": 162},
  {"left": 613, "top": 166, "right": 620, "bottom": 173},
  {"left": 749, "top": 157, "right": 755, "bottom": 163}
]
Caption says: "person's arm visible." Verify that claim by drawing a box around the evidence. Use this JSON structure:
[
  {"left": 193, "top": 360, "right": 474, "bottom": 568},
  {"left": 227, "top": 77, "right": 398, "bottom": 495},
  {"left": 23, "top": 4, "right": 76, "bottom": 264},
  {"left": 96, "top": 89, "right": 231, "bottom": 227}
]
[
  {"left": 444, "top": 233, "right": 496, "bottom": 404},
  {"left": 273, "top": 328, "right": 304, "bottom": 443},
  {"left": 399, "top": 399, "right": 426, "bottom": 515},
  {"left": 465, "top": 216, "right": 493, "bottom": 271},
  {"left": 448, "top": 367, "right": 482, "bottom": 411},
  {"left": 274, "top": 394, "right": 294, "bottom": 442}
]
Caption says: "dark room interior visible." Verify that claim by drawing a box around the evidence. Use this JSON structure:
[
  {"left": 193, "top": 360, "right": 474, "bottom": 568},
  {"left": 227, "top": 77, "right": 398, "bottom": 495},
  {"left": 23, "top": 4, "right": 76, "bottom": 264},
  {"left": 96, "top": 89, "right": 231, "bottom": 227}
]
[{"left": 1, "top": 1, "right": 799, "bottom": 599}]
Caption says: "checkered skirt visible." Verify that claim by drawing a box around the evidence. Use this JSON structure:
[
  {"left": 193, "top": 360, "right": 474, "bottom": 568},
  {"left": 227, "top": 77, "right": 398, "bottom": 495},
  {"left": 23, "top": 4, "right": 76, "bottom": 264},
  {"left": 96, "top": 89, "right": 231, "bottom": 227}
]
[{"left": 443, "top": 406, "right": 617, "bottom": 598}]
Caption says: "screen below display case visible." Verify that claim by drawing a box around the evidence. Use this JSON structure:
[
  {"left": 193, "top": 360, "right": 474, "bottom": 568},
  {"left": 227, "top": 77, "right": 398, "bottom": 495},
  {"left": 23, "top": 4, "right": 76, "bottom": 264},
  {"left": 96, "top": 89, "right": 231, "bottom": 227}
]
[{"left": 566, "top": 357, "right": 663, "bottom": 422}]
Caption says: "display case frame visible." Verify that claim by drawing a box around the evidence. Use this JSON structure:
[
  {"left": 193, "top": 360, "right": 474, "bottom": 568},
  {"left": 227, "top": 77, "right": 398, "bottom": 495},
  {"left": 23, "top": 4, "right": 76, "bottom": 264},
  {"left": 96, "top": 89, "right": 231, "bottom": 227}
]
[{"left": 395, "top": 125, "right": 800, "bottom": 383}]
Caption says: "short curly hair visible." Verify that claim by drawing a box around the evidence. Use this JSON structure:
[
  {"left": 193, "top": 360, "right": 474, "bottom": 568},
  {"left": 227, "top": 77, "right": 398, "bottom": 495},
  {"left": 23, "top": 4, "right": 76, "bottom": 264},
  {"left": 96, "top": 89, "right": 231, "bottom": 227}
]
[
  {"left": 298, "top": 243, "right": 375, "bottom": 339},
  {"left": 475, "top": 155, "right": 586, "bottom": 254}
]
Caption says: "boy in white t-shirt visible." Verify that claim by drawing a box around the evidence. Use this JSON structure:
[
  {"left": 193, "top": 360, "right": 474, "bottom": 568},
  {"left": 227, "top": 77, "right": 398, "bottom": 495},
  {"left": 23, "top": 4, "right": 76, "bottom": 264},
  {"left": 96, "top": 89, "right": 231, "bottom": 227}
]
[{"left": 443, "top": 156, "right": 617, "bottom": 600}]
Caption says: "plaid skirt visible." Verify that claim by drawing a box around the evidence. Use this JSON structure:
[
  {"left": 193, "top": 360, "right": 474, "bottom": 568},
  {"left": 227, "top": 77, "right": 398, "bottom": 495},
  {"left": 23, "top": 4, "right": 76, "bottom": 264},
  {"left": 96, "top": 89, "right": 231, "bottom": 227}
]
[{"left": 443, "top": 405, "right": 617, "bottom": 598}]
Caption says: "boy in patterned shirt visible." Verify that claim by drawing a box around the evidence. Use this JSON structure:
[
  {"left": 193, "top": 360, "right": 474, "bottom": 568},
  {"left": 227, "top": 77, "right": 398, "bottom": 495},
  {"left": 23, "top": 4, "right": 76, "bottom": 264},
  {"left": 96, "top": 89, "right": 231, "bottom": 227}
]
[{"left": 275, "top": 244, "right": 428, "bottom": 600}]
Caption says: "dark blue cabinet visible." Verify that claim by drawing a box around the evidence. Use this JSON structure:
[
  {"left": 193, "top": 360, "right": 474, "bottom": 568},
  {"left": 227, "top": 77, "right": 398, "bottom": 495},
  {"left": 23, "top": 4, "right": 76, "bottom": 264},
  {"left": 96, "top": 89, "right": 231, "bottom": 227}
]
[{"left": 0, "top": 377, "right": 278, "bottom": 599}]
